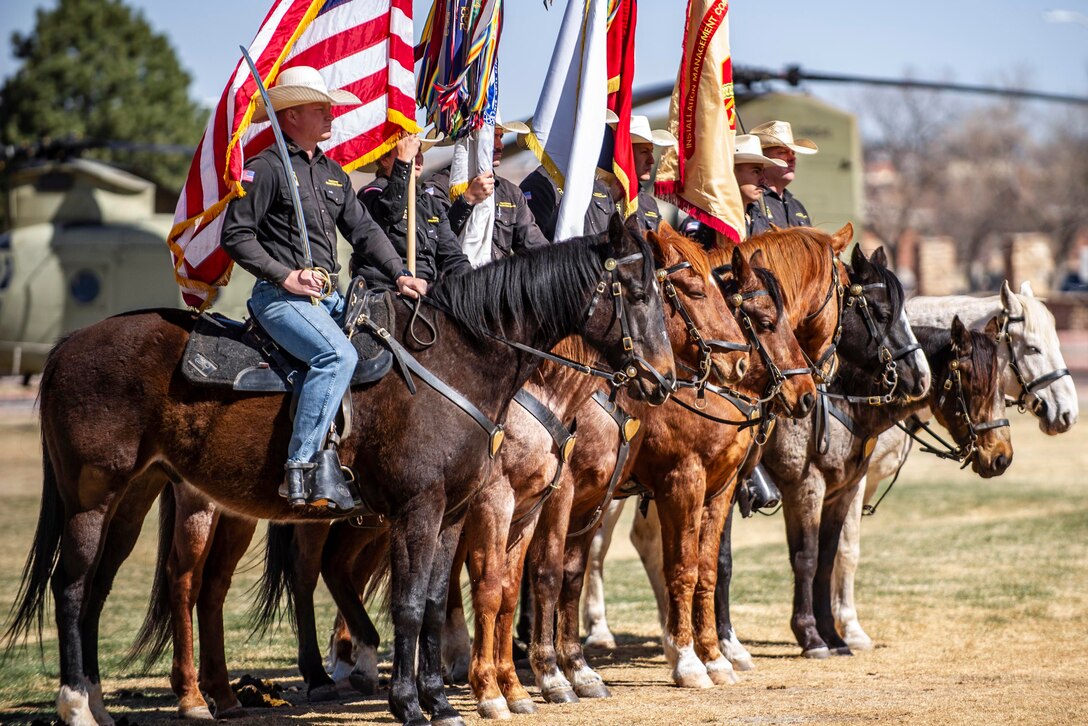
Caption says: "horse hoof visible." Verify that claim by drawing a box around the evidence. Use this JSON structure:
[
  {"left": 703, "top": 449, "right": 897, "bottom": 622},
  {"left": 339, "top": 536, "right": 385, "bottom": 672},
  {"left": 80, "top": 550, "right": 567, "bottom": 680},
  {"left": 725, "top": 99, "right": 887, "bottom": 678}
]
[
  {"left": 508, "top": 698, "right": 537, "bottom": 715},
  {"left": 542, "top": 688, "right": 579, "bottom": 704},
  {"left": 802, "top": 646, "right": 831, "bottom": 659},
  {"left": 705, "top": 658, "right": 740, "bottom": 686},
  {"left": 347, "top": 672, "right": 380, "bottom": 696},
  {"left": 476, "top": 697, "right": 512, "bottom": 720},
  {"left": 178, "top": 705, "right": 215, "bottom": 720},
  {"left": 831, "top": 645, "right": 853, "bottom": 656},
  {"left": 213, "top": 705, "right": 249, "bottom": 720},
  {"left": 430, "top": 709, "right": 467, "bottom": 726},
  {"left": 583, "top": 633, "right": 616, "bottom": 651},
  {"left": 308, "top": 683, "right": 340, "bottom": 702},
  {"left": 675, "top": 671, "right": 715, "bottom": 689},
  {"left": 844, "top": 635, "right": 874, "bottom": 652},
  {"left": 574, "top": 681, "right": 611, "bottom": 699}
]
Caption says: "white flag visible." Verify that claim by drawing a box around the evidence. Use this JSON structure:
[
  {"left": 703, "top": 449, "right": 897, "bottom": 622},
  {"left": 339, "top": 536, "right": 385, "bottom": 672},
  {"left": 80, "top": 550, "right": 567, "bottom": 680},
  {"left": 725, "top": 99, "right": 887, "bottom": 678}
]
[{"left": 524, "top": 0, "right": 609, "bottom": 241}]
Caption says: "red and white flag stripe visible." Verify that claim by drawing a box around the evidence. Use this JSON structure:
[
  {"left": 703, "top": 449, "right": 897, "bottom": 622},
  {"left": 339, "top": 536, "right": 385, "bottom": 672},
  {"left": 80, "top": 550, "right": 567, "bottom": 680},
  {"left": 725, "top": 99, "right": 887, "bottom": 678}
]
[{"left": 168, "top": 0, "right": 417, "bottom": 310}]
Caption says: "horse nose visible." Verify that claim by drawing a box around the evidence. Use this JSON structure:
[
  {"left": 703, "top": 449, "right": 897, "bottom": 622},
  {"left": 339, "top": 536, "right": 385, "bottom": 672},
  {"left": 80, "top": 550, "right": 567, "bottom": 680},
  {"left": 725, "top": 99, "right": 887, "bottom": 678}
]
[
  {"left": 798, "top": 391, "right": 815, "bottom": 415},
  {"left": 736, "top": 358, "right": 748, "bottom": 378},
  {"left": 993, "top": 453, "right": 1010, "bottom": 472},
  {"left": 1033, "top": 399, "right": 1048, "bottom": 418}
]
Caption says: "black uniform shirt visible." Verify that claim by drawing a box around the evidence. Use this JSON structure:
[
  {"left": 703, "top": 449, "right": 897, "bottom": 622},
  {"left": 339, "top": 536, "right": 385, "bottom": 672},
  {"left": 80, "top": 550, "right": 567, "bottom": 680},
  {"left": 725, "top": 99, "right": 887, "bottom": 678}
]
[
  {"left": 519, "top": 166, "right": 618, "bottom": 242},
  {"left": 425, "top": 167, "right": 550, "bottom": 259},
  {"left": 355, "top": 158, "right": 472, "bottom": 287},
  {"left": 759, "top": 186, "right": 812, "bottom": 228},
  {"left": 221, "top": 140, "right": 401, "bottom": 285},
  {"left": 633, "top": 189, "right": 663, "bottom": 234},
  {"left": 679, "top": 199, "right": 772, "bottom": 248}
]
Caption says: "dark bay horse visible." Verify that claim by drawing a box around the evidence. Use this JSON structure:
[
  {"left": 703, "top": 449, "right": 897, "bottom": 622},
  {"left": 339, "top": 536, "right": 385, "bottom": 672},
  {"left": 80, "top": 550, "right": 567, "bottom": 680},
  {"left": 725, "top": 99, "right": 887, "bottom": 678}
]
[{"left": 4, "top": 216, "right": 676, "bottom": 726}]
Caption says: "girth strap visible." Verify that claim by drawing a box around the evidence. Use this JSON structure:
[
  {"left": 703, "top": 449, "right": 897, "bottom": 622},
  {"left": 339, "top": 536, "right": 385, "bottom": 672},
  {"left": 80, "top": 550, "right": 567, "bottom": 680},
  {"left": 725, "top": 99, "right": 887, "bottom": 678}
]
[
  {"left": 567, "top": 390, "right": 640, "bottom": 540},
  {"left": 359, "top": 315, "right": 506, "bottom": 459},
  {"left": 507, "top": 389, "right": 578, "bottom": 533}
]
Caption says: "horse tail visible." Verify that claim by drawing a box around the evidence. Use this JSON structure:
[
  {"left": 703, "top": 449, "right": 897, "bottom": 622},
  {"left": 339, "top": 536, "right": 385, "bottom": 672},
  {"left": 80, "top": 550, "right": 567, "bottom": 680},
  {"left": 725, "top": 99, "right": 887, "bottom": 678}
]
[
  {"left": 361, "top": 532, "right": 393, "bottom": 614},
  {"left": 250, "top": 523, "right": 297, "bottom": 637},
  {"left": 3, "top": 355, "right": 67, "bottom": 653},
  {"left": 124, "top": 484, "right": 177, "bottom": 670}
]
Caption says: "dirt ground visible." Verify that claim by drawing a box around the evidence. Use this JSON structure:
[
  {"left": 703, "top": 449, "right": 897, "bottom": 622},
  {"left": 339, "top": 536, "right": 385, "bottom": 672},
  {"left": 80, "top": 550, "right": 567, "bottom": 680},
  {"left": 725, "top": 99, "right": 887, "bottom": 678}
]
[{"left": 1, "top": 377, "right": 1087, "bottom": 725}]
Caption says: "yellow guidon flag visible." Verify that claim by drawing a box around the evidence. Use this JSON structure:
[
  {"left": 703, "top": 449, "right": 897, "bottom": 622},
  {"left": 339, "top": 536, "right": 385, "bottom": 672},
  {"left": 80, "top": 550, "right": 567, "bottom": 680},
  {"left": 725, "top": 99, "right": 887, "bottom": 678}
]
[{"left": 655, "top": 0, "right": 744, "bottom": 244}]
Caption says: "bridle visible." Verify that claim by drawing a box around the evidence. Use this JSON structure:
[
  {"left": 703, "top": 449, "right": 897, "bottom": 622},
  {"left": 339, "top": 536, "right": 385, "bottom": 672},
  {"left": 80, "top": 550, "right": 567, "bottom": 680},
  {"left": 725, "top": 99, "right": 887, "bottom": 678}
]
[
  {"left": 896, "top": 350, "right": 1009, "bottom": 466},
  {"left": 658, "top": 260, "right": 751, "bottom": 396},
  {"left": 800, "top": 247, "right": 845, "bottom": 384},
  {"left": 997, "top": 307, "right": 1071, "bottom": 414}
]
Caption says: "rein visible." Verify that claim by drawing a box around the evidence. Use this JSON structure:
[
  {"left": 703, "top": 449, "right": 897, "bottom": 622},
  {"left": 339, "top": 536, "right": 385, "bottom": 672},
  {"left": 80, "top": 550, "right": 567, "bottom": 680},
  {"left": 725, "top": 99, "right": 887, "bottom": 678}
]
[
  {"left": 997, "top": 308, "right": 1071, "bottom": 413},
  {"left": 895, "top": 356, "right": 1010, "bottom": 466}
]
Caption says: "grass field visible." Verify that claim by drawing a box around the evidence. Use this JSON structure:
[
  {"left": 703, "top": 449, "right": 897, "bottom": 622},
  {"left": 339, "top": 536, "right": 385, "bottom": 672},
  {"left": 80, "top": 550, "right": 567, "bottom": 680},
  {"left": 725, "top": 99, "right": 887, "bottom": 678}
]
[{"left": 1, "top": 397, "right": 1087, "bottom": 725}]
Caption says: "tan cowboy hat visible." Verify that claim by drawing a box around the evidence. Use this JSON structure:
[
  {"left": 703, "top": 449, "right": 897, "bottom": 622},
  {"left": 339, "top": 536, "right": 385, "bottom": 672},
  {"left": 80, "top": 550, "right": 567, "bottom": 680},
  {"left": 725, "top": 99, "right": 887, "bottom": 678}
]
[
  {"left": 252, "top": 65, "right": 361, "bottom": 123},
  {"left": 734, "top": 134, "right": 787, "bottom": 168},
  {"left": 495, "top": 112, "right": 530, "bottom": 135},
  {"left": 749, "top": 120, "right": 819, "bottom": 155},
  {"left": 628, "top": 115, "right": 676, "bottom": 147},
  {"left": 358, "top": 127, "right": 445, "bottom": 173}
]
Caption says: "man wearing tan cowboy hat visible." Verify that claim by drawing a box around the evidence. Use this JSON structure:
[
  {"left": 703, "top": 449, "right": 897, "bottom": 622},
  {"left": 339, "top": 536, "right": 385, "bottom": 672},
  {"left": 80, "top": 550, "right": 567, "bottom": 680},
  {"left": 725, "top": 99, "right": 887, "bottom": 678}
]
[
  {"left": 354, "top": 132, "right": 472, "bottom": 289},
  {"left": 628, "top": 115, "right": 677, "bottom": 234},
  {"left": 425, "top": 114, "right": 550, "bottom": 266},
  {"left": 749, "top": 119, "right": 818, "bottom": 228},
  {"left": 222, "top": 65, "right": 427, "bottom": 512},
  {"left": 681, "top": 134, "right": 786, "bottom": 245}
]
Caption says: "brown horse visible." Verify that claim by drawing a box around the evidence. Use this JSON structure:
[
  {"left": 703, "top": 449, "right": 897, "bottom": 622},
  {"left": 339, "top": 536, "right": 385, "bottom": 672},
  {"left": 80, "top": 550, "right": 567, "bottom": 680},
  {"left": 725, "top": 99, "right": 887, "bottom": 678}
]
[{"left": 4, "top": 217, "right": 676, "bottom": 726}]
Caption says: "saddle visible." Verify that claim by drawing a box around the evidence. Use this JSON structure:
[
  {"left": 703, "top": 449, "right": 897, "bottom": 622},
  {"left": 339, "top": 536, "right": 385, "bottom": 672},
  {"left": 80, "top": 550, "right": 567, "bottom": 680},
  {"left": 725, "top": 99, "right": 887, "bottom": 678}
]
[{"left": 181, "top": 278, "right": 395, "bottom": 393}]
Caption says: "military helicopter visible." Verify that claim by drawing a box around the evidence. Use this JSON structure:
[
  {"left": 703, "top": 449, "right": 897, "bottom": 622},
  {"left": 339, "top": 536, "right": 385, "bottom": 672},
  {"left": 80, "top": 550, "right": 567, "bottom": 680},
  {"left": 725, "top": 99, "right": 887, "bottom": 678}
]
[{"left": 2, "top": 65, "right": 1084, "bottom": 378}]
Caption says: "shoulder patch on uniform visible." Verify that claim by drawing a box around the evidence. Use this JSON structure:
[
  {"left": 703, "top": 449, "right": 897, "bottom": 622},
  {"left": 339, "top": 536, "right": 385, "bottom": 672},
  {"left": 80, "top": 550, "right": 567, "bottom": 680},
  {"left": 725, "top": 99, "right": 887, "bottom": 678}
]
[
  {"left": 325, "top": 179, "right": 343, "bottom": 188},
  {"left": 498, "top": 201, "right": 517, "bottom": 208},
  {"left": 241, "top": 169, "right": 255, "bottom": 183},
  {"left": 425, "top": 187, "right": 435, "bottom": 195},
  {"left": 523, "top": 191, "right": 532, "bottom": 199}
]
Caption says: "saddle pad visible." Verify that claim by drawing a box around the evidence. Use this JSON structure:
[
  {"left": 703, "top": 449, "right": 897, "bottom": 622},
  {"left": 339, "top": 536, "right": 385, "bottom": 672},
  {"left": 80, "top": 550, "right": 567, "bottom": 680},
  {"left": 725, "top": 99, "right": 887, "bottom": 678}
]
[{"left": 181, "top": 288, "right": 395, "bottom": 392}]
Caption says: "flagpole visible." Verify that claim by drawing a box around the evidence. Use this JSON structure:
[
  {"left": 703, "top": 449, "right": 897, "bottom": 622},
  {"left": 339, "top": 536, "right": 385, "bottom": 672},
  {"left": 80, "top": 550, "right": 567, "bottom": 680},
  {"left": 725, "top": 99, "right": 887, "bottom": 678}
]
[{"left": 407, "top": 160, "right": 417, "bottom": 276}]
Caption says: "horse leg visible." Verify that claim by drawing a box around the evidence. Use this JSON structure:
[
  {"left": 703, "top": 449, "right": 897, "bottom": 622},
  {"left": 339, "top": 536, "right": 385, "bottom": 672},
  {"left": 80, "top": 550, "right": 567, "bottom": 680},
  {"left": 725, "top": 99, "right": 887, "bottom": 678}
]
[
  {"left": 831, "top": 480, "right": 874, "bottom": 651},
  {"left": 813, "top": 486, "right": 858, "bottom": 655},
  {"left": 494, "top": 526, "right": 538, "bottom": 715},
  {"left": 463, "top": 486, "right": 515, "bottom": 719},
  {"left": 322, "top": 525, "right": 383, "bottom": 696},
  {"left": 166, "top": 483, "right": 219, "bottom": 721},
  {"left": 629, "top": 501, "right": 668, "bottom": 633},
  {"left": 581, "top": 498, "right": 626, "bottom": 650},
  {"left": 195, "top": 512, "right": 258, "bottom": 718},
  {"left": 292, "top": 523, "right": 337, "bottom": 701},
  {"left": 655, "top": 463, "right": 714, "bottom": 688},
  {"left": 415, "top": 519, "right": 467, "bottom": 726},
  {"left": 714, "top": 503, "right": 754, "bottom": 671},
  {"left": 693, "top": 493, "right": 737, "bottom": 685},
  {"left": 387, "top": 495, "right": 444, "bottom": 726},
  {"left": 442, "top": 530, "right": 471, "bottom": 685},
  {"left": 557, "top": 530, "right": 610, "bottom": 699},
  {"left": 79, "top": 472, "right": 163, "bottom": 726},
  {"left": 781, "top": 473, "right": 829, "bottom": 658}
]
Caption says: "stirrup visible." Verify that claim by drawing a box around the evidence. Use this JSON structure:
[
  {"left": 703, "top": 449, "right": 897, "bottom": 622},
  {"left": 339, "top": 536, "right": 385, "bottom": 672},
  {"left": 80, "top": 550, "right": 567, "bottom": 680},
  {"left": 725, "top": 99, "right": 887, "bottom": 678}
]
[
  {"left": 280, "top": 461, "right": 315, "bottom": 508},
  {"left": 307, "top": 449, "right": 357, "bottom": 512}
]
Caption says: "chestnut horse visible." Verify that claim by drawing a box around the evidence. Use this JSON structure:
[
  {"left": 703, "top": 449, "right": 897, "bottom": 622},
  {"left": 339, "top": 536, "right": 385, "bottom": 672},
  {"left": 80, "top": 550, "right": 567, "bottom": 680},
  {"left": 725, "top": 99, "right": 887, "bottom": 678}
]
[{"left": 3, "top": 217, "right": 676, "bottom": 726}]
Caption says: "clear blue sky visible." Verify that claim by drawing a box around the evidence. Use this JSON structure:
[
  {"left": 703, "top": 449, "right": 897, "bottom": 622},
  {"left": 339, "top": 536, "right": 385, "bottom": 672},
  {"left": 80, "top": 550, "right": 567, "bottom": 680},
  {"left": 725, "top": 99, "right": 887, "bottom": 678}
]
[{"left": 3, "top": 0, "right": 1087, "bottom": 121}]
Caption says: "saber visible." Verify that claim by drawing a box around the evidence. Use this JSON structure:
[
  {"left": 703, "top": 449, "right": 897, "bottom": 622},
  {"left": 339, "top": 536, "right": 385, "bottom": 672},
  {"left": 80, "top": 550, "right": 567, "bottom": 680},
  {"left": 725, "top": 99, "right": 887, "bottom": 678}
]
[{"left": 239, "top": 46, "right": 327, "bottom": 301}]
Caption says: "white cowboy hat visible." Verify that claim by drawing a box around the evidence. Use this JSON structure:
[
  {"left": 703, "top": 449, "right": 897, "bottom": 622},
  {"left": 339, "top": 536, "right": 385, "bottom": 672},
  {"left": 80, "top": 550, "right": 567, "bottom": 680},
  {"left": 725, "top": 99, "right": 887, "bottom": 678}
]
[
  {"left": 628, "top": 115, "right": 676, "bottom": 147},
  {"left": 749, "top": 119, "right": 819, "bottom": 155},
  {"left": 252, "top": 65, "right": 361, "bottom": 123},
  {"left": 495, "top": 112, "right": 530, "bottom": 135},
  {"left": 734, "top": 134, "right": 787, "bottom": 168},
  {"left": 358, "top": 127, "right": 445, "bottom": 173}
]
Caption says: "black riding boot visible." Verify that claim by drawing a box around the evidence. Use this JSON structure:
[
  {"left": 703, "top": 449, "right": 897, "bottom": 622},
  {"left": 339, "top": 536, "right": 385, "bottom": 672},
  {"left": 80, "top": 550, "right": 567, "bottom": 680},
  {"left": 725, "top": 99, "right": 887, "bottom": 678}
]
[
  {"left": 279, "top": 462, "right": 314, "bottom": 508},
  {"left": 735, "top": 464, "right": 781, "bottom": 518},
  {"left": 307, "top": 448, "right": 357, "bottom": 512}
]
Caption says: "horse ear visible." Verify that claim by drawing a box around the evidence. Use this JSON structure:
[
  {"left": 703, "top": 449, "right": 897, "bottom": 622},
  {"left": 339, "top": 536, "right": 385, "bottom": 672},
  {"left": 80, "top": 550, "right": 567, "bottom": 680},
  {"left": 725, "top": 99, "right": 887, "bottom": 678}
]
[
  {"left": 850, "top": 242, "right": 868, "bottom": 270},
  {"left": 646, "top": 229, "right": 670, "bottom": 268},
  {"left": 748, "top": 248, "right": 766, "bottom": 269},
  {"left": 870, "top": 246, "right": 889, "bottom": 268},
  {"left": 951, "top": 315, "right": 973, "bottom": 356},
  {"left": 623, "top": 210, "right": 643, "bottom": 237},
  {"left": 830, "top": 223, "right": 853, "bottom": 253},
  {"left": 607, "top": 212, "right": 631, "bottom": 252},
  {"left": 983, "top": 315, "right": 1002, "bottom": 340},
  {"left": 1000, "top": 280, "right": 1023, "bottom": 317},
  {"left": 731, "top": 245, "right": 751, "bottom": 281},
  {"left": 1019, "top": 280, "right": 1035, "bottom": 298}
]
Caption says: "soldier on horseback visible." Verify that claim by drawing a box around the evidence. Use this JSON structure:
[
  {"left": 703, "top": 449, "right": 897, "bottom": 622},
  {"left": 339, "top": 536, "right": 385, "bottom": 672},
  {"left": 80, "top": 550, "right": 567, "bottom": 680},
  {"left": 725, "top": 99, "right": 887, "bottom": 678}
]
[{"left": 221, "top": 66, "right": 427, "bottom": 511}]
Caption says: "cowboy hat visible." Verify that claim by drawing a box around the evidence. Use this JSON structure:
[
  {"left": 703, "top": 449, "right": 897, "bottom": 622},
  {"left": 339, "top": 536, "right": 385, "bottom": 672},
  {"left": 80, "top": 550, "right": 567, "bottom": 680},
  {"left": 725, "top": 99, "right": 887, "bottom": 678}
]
[
  {"left": 252, "top": 66, "right": 361, "bottom": 123},
  {"left": 749, "top": 120, "right": 819, "bottom": 155},
  {"left": 628, "top": 115, "right": 676, "bottom": 147},
  {"left": 495, "top": 112, "right": 530, "bottom": 135},
  {"left": 358, "top": 127, "right": 446, "bottom": 173},
  {"left": 734, "top": 134, "right": 787, "bottom": 168}
]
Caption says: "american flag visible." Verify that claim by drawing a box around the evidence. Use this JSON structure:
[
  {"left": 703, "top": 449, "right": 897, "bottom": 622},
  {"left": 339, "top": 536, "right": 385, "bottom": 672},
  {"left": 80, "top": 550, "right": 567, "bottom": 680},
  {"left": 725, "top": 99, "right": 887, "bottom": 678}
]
[{"left": 168, "top": 0, "right": 418, "bottom": 310}]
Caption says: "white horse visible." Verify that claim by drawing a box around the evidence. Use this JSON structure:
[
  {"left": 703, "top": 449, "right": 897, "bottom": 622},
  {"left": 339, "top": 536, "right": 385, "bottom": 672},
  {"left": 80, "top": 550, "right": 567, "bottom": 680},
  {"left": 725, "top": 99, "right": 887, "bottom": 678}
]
[
  {"left": 583, "top": 280, "right": 1077, "bottom": 663},
  {"left": 832, "top": 280, "right": 1079, "bottom": 651}
]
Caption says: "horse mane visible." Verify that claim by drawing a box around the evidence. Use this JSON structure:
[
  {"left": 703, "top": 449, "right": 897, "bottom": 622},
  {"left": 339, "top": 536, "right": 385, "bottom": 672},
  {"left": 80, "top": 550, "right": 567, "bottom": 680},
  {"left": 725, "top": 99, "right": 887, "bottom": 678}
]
[
  {"left": 654, "top": 224, "right": 712, "bottom": 280},
  {"left": 869, "top": 257, "right": 906, "bottom": 336},
  {"left": 966, "top": 328, "right": 1002, "bottom": 400},
  {"left": 705, "top": 227, "right": 834, "bottom": 317},
  {"left": 427, "top": 232, "right": 655, "bottom": 342},
  {"left": 1013, "top": 290, "right": 1051, "bottom": 342}
]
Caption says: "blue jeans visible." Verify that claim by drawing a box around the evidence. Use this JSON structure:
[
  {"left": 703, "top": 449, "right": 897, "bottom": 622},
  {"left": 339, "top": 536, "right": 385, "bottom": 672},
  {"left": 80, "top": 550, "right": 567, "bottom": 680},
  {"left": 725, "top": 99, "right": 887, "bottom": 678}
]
[{"left": 249, "top": 281, "right": 358, "bottom": 465}]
